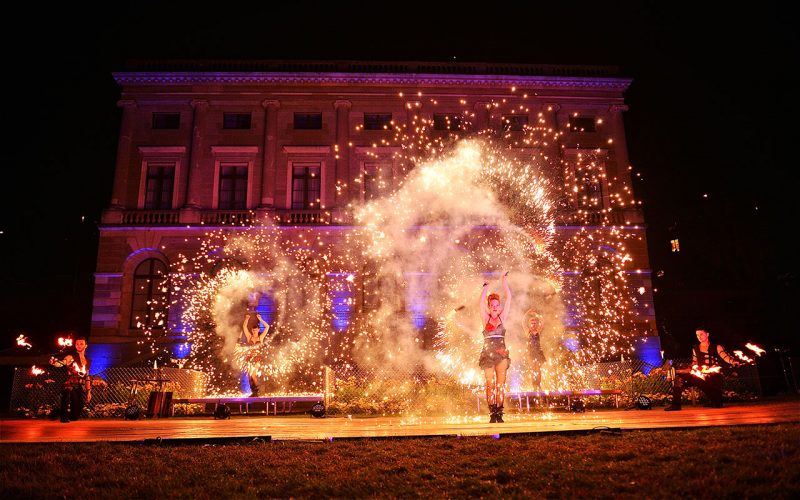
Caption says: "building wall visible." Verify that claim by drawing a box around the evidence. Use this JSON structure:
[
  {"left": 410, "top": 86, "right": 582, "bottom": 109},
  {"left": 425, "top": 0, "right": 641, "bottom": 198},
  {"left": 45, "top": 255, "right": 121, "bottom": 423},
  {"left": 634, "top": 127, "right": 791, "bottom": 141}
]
[{"left": 94, "top": 67, "right": 655, "bottom": 357}]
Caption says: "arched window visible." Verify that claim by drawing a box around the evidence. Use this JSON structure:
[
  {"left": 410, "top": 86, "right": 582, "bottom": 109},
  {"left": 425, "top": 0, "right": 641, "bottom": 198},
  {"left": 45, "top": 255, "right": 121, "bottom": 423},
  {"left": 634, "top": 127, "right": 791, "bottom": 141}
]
[{"left": 130, "top": 259, "right": 169, "bottom": 329}]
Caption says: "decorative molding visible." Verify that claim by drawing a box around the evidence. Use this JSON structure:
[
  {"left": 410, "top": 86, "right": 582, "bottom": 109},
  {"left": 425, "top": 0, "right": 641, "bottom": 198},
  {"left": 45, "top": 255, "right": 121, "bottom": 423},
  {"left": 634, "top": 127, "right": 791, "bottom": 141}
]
[
  {"left": 117, "top": 99, "right": 137, "bottom": 108},
  {"left": 334, "top": 100, "right": 352, "bottom": 110},
  {"left": 262, "top": 99, "right": 280, "bottom": 109},
  {"left": 137, "top": 146, "right": 186, "bottom": 155},
  {"left": 282, "top": 145, "right": 331, "bottom": 154},
  {"left": 609, "top": 104, "right": 629, "bottom": 113},
  {"left": 114, "top": 72, "right": 632, "bottom": 91},
  {"left": 210, "top": 146, "right": 260, "bottom": 155}
]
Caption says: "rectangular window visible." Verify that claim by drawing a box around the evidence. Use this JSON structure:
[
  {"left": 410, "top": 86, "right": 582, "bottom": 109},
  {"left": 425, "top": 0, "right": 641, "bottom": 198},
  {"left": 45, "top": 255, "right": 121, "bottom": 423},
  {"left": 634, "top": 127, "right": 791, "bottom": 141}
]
[
  {"left": 152, "top": 112, "right": 180, "bottom": 129},
  {"left": 223, "top": 112, "right": 252, "bottom": 129},
  {"left": 363, "top": 113, "right": 393, "bottom": 130},
  {"left": 294, "top": 112, "right": 323, "bottom": 130},
  {"left": 433, "top": 113, "right": 463, "bottom": 131},
  {"left": 218, "top": 163, "right": 248, "bottom": 210},
  {"left": 363, "top": 162, "right": 392, "bottom": 201},
  {"left": 568, "top": 115, "right": 596, "bottom": 133},
  {"left": 292, "top": 164, "right": 321, "bottom": 209},
  {"left": 502, "top": 115, "right": 529, "bottom": 131},
  {"left": 144, "top": 163, "right": 175, "bottom": 210},
  {"left": 571, "top": 162, "right": 605, "bottom": 210}
]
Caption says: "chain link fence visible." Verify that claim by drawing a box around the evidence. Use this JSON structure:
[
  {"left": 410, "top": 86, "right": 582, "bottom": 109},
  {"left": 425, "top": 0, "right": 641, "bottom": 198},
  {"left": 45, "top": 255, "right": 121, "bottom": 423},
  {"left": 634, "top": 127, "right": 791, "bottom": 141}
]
[{"left": 10, "top": 357, "right": 761, "bottom": 418}]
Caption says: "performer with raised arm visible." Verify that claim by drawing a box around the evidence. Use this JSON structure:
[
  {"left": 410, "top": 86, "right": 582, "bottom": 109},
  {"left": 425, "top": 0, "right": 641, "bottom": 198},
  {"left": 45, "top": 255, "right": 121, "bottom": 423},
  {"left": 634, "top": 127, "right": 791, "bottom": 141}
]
[
  {"left": 241, "top": 312, "right": 270, "bottom": 397},
  {"left": 479, "top": 272, "right": 512, "bottom": 423},
  {"left": 49, "top": 337, "right": 92, "bottom": 423}
]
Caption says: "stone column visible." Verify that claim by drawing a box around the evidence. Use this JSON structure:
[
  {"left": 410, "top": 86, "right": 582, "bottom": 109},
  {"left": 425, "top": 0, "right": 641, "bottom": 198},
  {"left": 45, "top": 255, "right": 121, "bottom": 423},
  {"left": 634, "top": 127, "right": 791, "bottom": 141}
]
[
  {"left": 473, "top": 102, "right": 490, "bottom": 131},
  {"left": 609, "top": 104, "right": 631, "bottom": 177},
  {"left": 259, "top": 99, "right": 280, "bottom": 208},
  {"left": 109, "top": 100, "right": 137, "bottom": 209},
  {"left": 183, "top": 99, "right": 208, "bottom": 216},
  {"left": 334, "top": 100, "right": 352, "bottom": 205}
]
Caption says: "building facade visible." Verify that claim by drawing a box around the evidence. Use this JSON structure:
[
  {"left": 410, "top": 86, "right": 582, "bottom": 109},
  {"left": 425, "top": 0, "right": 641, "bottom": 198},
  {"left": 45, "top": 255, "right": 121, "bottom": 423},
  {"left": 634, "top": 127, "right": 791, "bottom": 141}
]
[{"left": 91, "top": 61, "right": 657, "bottom": 371}]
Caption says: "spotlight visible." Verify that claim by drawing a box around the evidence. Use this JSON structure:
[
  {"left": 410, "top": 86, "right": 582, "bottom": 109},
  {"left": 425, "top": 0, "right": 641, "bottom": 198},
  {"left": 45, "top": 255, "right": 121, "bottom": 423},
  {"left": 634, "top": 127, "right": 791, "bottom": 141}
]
[
  {"left": 635, "top": 395, "right": 652, "bottom": 410},
  {"left": 214, "top": 403, "right": 231, "bottom": 420},
  {"left": 569, "top": 399, "right": 585, "bottom": 413},
  {"left": 310, "top": 402, "right": 326, "bottom": 418},
  {"left": 124, "top": 404, "right": 141, "bottom": 420}
]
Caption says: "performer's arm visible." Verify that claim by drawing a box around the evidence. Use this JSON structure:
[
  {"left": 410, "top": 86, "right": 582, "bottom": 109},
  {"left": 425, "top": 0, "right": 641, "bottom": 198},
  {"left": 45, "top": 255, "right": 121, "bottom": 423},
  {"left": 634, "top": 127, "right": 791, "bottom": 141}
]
[
  {"left": 242, "top": 315, "right": 252, "bottom": 343},
  {"left": 257, "top": 313, "right": 270, "bottom": 343},
  {"left": 500, "top": 272, "right": 511, "bottom": 323},
  {"left": 480, "top": 281, "right": 489, "bottom": 323},
  {"left": 717, "top": 344, "right": 739, "bottom": 366}
]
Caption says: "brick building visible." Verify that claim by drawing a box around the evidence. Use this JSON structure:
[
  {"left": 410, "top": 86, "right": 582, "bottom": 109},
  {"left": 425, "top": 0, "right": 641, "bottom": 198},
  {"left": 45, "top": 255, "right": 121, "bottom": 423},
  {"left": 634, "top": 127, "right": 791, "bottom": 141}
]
[{"left": 90, "top": 61, "right": 657, "bottom": 371}]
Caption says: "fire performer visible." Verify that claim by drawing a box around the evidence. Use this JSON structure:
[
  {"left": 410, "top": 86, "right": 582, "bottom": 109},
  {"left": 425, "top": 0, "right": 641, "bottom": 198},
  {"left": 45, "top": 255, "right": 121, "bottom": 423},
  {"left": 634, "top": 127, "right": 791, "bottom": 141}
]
[
  {"left": 664, "top": 328, "right": 739, "bottom": 411},
  {"left": 524, "top": 309, "right": 546, "bottom": 390},
  {"left": 241, "top": 312, "right": 270, "bottom": 397},
  {"left": 49, "top": 337, "right": 91, "bottom": 423},
  {"left": 479, "top": 272, "right": 512, "bottom": 423}
]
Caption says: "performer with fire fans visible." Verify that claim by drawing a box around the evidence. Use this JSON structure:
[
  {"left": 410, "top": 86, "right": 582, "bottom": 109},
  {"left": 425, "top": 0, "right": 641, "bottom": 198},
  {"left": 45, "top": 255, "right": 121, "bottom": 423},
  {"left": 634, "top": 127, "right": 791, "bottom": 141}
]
[
  {"left": 49, "top": 337, "right": 91, "bottom": 422},
  {"left": 664, "top": 327, "right": 739, "bottom": 411},
  {"left": 479, "top": 272, "right": 512, "bottom": 423}
]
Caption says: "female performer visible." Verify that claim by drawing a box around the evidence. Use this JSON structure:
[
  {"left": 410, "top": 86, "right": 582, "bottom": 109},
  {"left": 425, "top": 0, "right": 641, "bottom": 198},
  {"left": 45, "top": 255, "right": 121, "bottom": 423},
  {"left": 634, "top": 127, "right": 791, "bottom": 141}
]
[
  {"left": 479, "top": 272, "right": 511, "bottom": 423},
  {"left": 241, "top": 313, "right": 270, "bottom": 397}
]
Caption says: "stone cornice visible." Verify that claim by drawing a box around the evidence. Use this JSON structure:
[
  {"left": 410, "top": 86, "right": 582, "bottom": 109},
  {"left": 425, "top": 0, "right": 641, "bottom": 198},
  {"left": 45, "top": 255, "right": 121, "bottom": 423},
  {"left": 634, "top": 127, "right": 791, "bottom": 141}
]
[
  {"left": 138, "top": 146, "right": 187, "bottom": 155},
  {"left": 113, "top": 72, "right": 632, "bottom": 91},
  {"left": 210, "top": 146, "right": 260, "bottom": 155},
  {"left": 282, "top": 145, "right": 331, "bottom": 154}
]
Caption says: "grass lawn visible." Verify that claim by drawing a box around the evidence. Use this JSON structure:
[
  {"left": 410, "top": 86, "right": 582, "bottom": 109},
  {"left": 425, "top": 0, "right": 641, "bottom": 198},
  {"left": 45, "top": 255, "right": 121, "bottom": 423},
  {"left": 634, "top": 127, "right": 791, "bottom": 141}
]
[{"left": 2, "top": 424, "right": 798, "bottom": 498}]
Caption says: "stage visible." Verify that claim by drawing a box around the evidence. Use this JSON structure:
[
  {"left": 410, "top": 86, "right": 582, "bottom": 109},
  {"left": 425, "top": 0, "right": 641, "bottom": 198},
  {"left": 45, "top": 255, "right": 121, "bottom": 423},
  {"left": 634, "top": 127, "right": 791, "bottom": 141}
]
[{"left": 1, "top": 401, "right": 797, "bottom": 444}]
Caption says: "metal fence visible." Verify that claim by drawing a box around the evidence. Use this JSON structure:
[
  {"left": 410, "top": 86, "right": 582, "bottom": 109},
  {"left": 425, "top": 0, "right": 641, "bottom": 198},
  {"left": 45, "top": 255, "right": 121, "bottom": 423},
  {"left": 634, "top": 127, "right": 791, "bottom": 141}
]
[{"left": 9, "top": 357, "right": 761, "bottom": 418}]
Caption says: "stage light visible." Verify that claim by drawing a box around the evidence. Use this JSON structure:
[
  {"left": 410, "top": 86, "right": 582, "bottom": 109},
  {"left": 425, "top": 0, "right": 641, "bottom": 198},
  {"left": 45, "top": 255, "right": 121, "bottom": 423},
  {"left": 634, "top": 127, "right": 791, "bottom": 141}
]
[
  {"left": 124, "top": 404, "right": 141, "bottom": 420},
  {"left": 569, "top": 399, "right": 585, "bottom": 413},
  {"left": 214, "top": 403, "right": 231, "bottom": 420},
  {"left": 310, "top": 402, "right": 326, "bottom": 418},
  {"left": 636, "top": 395, "right": 652, "bottom": 410}
]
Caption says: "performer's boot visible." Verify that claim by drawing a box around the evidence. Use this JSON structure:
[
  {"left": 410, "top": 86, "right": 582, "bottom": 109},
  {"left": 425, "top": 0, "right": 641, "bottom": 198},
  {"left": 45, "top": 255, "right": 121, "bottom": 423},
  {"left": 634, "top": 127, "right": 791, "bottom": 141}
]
[
  {"left": 489, "top": 404, "right": 498, "bottom": 423},
  {"left": 495, "top": 405, "right": 504, "bottom": 423}
]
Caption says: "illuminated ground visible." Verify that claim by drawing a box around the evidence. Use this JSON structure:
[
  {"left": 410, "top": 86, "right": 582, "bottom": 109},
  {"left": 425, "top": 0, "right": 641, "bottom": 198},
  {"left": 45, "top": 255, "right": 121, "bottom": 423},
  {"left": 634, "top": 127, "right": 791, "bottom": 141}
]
[{"left": 1, "top": 401, "right": 796, "bottom": 443}]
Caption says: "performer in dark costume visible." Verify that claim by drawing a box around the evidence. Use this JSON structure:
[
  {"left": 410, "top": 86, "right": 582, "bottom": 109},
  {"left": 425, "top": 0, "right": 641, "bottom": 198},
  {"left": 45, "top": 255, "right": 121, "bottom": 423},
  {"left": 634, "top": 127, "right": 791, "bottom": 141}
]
[
  {"left": 49, "top": 337, "right": 91, "bottom": 423},
  {"left": 664, "top": 328, "right": 739, "bottom": 411},
  {"left": 479, "top": 272, "right": 512, "bottom": 423},
  {"left": 525, "top": 310, "right": 546, "bottom": 390}
]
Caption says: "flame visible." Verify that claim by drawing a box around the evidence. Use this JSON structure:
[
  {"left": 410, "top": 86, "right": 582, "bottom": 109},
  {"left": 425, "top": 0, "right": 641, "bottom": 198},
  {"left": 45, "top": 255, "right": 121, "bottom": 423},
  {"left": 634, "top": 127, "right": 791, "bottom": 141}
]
[
  {"left": 58, "top": 337, "right": 73, "bottom": 347},
  {"left": 16, "top": 335, "right": 32, "bottom": 349},
  {"left": 733, "top": 350, "right": 754, "bottom": 363},
  {"left": 72, "top": 362, "right": 87, "bottom": 376},
  {"left": 745, "top": 343, "right": 765, "bottom": 356},
  {"left": 690, "top": 364, "right": 721, "bottom": 380},
  {"left": 30, "top": 365, "right": 45, "bottom": 375}
]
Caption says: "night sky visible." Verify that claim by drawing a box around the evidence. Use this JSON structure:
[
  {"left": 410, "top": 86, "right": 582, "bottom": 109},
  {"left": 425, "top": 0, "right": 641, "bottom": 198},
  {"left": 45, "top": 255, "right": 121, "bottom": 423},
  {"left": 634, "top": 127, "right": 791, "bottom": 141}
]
[{"left": 1, "top": 3, "right": 796, "bottom": 386}]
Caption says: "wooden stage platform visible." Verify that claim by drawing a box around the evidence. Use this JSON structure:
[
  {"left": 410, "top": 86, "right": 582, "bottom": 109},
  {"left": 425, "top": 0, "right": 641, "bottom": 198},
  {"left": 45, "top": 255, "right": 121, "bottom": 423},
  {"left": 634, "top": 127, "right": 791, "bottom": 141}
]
[{"left": 1, "top": 401, "right": 797, "bottom": 444}]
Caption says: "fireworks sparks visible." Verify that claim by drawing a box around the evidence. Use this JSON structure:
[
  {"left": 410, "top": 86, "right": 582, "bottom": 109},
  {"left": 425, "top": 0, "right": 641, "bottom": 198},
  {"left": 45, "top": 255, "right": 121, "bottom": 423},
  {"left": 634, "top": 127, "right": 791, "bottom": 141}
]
[{"left": 136, "top": 89, "right": 644, "bottom": 409}]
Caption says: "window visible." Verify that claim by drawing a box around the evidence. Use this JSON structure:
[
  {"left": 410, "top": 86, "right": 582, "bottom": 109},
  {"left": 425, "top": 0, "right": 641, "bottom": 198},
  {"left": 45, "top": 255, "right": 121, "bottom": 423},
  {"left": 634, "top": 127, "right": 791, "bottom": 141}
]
[
  {"left": 363, "top": 113, "right": 392, "bottom": 130},
  {"left": 218, "top": 163, "right": 248, "bottom": 210},
  {"left": 294, "top": 112, "right": 322, "bottom": 129},
  {"left": 502, "top": 115, "right": 529, "bottom": 131},
  {"left": 292, "top": 164, "right": 321, "bottom": 209},
  {"left": 363, "top": 162, "right": 392, "bottom": 201},
  {"left": 568, "top": 115, "right": 596, "bottom": 132},
  {"left": 670, "top": 239, "right": 680, "bottom": 253},
  {"left": 144, "top": 163, "right": 175, "bottom": 210},
  {"left": 223, "top": 112, "right": 252, "bottom": 129},
  {"left": 575, "top": 167, "right": 604, "bottom": 209},
  {"left": 152, "top": 113, "right": 180, "bottom": 129},
  {"left": 130, "top": 259, "right": 169, "bottom": 329},
  {"left": 433, "top": 113, "right": 463, "bottom": 131}
]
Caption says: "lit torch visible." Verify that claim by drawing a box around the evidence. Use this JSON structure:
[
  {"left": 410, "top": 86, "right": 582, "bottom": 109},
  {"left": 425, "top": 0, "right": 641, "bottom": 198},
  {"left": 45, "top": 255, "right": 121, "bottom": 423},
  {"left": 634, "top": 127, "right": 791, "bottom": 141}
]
[
  {"left": 16, "top": 335, "right": 32, "bottom": 350},
  {"left": 690, "top": 365, "right": 722, "bottom": 380},
  {"left": 745, "top": 343, "right": 765, "bottom": 356},
  {"left": 58, "top": 337, "right": 73, "bottom": 348}
]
